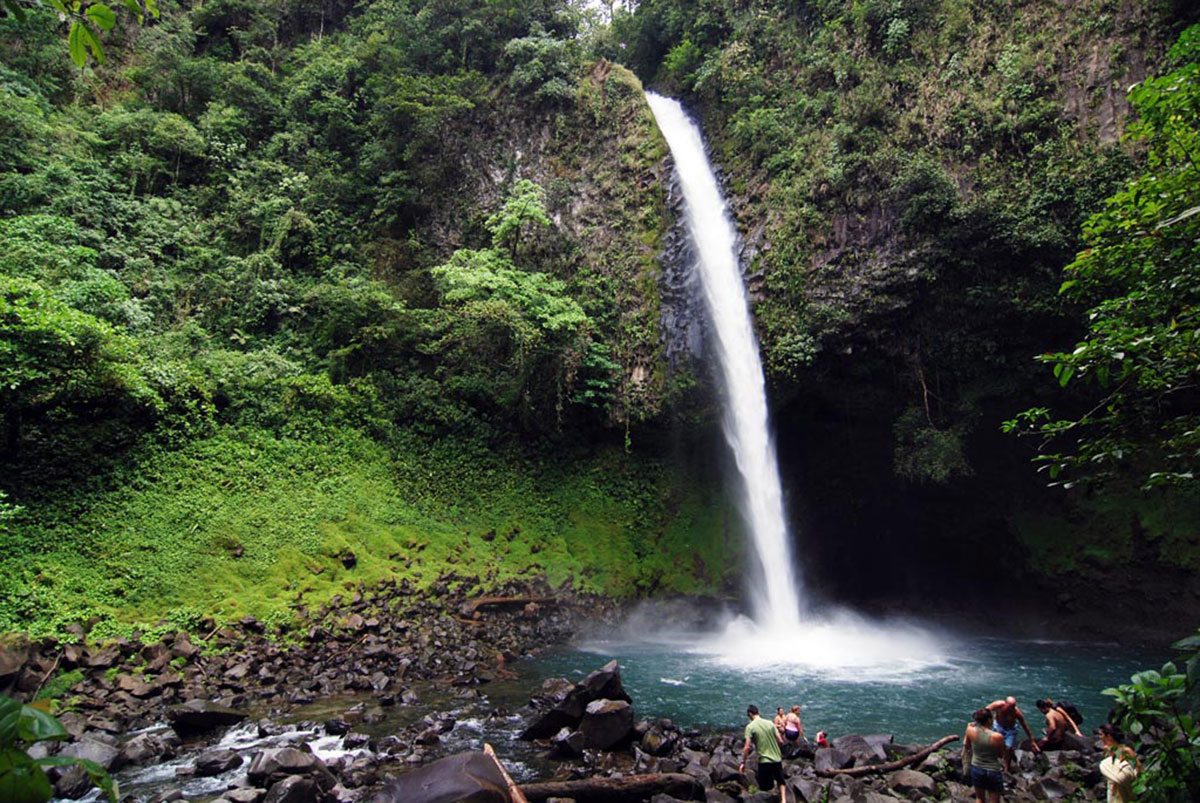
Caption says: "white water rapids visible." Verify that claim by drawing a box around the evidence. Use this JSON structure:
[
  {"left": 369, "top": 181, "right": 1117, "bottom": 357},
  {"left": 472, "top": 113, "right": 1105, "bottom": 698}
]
[{"left": 646, "top": 93, "right": 944, "bottom": 670}]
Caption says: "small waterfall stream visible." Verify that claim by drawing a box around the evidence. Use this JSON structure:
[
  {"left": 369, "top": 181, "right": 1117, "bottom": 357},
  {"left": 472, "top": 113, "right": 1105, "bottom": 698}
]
[{"left": 646, "top": 93, "right": 802, "bottom": 631}]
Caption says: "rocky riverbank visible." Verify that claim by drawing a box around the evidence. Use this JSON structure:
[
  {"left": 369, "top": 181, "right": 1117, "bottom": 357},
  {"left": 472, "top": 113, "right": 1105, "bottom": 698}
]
[
  {"left": 0, "top": 576, "right": 624, "bottom": 800},
  {"left": 0, "top": 581, "right": 1126, "bottom": 802}
]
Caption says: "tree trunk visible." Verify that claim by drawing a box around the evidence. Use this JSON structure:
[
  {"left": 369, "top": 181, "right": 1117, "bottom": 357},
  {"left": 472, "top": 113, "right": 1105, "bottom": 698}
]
[
  {"left": 816, "top": 734, "right": 960, "bottom": 777},
  {"left": 519, "top": 773, "right": 705, "bottom": 802}
]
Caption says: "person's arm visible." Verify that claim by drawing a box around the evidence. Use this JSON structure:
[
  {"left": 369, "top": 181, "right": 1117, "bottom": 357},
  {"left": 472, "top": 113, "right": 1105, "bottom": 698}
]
[
  {"left": 797, "top": 712, "right": 805, "bottom": 736},
  {"left": 962, "top": 725, "right": 973, "bottom": 766},
  {"left": 1016, "top": 710, "right": 1039, "bottom": 746},
  {"left": 740, "top": 735, "right": 753, "bottom": 773},
  {"left": 775, "top": 725, "right": 785, "bottom": 745},
  {"left": 992, "top": 731, "right": 1007, "bottom": 762}
]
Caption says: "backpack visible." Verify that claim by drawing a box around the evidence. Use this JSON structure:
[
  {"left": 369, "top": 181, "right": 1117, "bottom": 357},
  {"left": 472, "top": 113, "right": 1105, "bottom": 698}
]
[{"left": 1055, "top": 700, "right": 1083, "bottom": 726}]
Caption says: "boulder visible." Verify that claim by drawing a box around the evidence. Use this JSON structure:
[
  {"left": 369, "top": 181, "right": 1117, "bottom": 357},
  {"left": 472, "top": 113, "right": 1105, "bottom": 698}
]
[
  {"left": 548, "top": 726, "right": 585, "bottom": 758},
  {"left": 578, "top": 659, "right": 632, "bottom": 703},
  {"left": 789, "top": 777, "right": 828, "bottom": 802},
  {"left": 195, "top": 748, "right": 243, "bottom": 777},
  {"left": 166, "top": 699, "right": 249, "bottom": 735},
  {"left": 889, "top": 768, "right": 937, "bottom": 798},
  {"left": 262, "top": 775, "right": 318, "bottom": 803},
  {"left": 580, "top": 699, "right": 635, "bottom": 750},
  {"left": 224, "top": 790, "right": 265, "bottom": 803},
  {"left": 642, "top": 724, "right": 679, "bottom": 756},
  {"left": 53, "top": 765, "right": 95, "bottom": 799},
  {"left": 374, "top": 750, "right": 509, "bottom": 803},
  {"left": 833, "top": 734, "right": 887, "bottom": 764},
  {"left": 115, "top": 732, "right": 163, "bottom": 769},
  {"left": 814, "top": 747, "right": 854, "bottom": 773},
  {"left": 247, "top": 747, "right": 336, "bottom": 788},
  {"left": 59, "top": 735, "right": 121, "bottom": 771},
  {"left": 0, "top": 638, "right": 29, "bottom": 690}
]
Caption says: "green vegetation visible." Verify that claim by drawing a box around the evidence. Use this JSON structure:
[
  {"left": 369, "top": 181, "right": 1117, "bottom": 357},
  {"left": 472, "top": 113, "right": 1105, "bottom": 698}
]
[
  {"left": 0, "top": 1, "right": 707, "bottom": 638},
  {"left": 1007, "top": 26, "right": 1200, "bottom": 489},
  {"left": 0, "top": 695, "right": 116, "bottom": 802},
  {"left": 1103, "top": 631, "right": 1200, "bottom": 801}
]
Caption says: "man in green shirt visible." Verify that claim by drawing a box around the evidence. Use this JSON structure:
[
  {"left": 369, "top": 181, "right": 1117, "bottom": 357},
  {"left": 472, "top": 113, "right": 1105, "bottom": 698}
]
[{"left": 740, "top": 703, "right": 786, "bottom": 802}]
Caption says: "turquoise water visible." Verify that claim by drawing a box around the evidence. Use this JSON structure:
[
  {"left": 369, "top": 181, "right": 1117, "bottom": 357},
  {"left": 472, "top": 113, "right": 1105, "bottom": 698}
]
[{"left": 511, "top": 633, "right": 1160, "bottom": 745}]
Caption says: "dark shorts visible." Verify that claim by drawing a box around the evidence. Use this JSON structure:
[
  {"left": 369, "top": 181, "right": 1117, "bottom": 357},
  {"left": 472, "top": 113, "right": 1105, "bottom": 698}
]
[
  {"left": 785, "top": 728, "right": 800, "bottom": 742},
  {"left": 756, "top": 760, "right": 785, "bottom": 790},
  {"left": 971, "top": 766, "right": 1004, "bottom": 792}
]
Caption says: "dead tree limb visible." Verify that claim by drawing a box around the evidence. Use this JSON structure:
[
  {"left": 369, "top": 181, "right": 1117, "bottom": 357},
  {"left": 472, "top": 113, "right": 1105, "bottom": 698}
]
[
  {"left": 519, "top": 772, "right": 705, "bottom": 802},
  {"left": 464, "top": 596, "right": 557, "bottom": 616},
  {"left": 817, "top": 734, "right": 960, "bottom": 777}
]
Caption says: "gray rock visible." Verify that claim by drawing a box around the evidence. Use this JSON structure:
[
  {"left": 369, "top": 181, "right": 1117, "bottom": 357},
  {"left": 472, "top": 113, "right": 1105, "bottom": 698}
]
[
  {"left": 373, "top": 751, "right": 508, "bottom": 802},
  {"left": 59, "top": 735, "right": 121, "bottom": 771},
  {"left": 579, "top": 698, "right": 634, "bottom": 750},
  {"left": 814, "top": 747, "right": 854, "bottom": 772},
  {"left": 195, "top": 748, "right": 243, "bottom": 777},
  {"left": 166, "top": 699, "right": 249, "bottom": 735},
  {"left": 833, "top": 734, "right": 887, "bottom": 764},
  {"left": 224, "top": 790, "right": 265, "bottom": 803},
  {"left": 790, "top": 777, "right": 828, "bottom": 802},
  {"left": 247, "top": 747, "right": 336, "bottom": 788},
  {"left": 262, "top": 775, "right": 317, "bottom": 803},
  {"left": 548, "top": 726, "right": 585, "bottom": 758},
  {"left": 889, "top": 768, "right": 936, "bottom": 797}
]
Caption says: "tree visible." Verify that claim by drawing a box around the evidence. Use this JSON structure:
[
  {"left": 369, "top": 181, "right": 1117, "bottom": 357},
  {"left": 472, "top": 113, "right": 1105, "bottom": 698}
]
[
  {"left": 1102, "top": 631, "right": 1200, "bottom": 802},
  {"left": 1005, "top": 26, "right": 1200, "bottom": 488},
  {"left": 0, "top": 276, "right": 160, "bottom": 449},
  {"left": 430, "top": 180, "right": 591, "bottom": 424},
  {"left": 1, "top": 1, "right": 160, "bottom": 67}
]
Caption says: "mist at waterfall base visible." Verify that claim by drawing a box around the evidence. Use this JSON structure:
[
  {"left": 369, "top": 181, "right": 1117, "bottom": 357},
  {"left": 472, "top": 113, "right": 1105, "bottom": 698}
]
[{"left": 645, "top": 91, "right": 949, "bottom": 672}]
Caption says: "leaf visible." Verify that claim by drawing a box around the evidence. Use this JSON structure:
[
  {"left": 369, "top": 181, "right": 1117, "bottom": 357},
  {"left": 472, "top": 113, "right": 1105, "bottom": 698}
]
[
  {"left": 80, "top": 23, "right": 104, "bottom": 64},
  {"left": 0, "top": 747, "right": 53, "bottom": 803},
  {"left": 68, "top": 22, "right": 87, "bottom": 67},
  {"left": 0, "top": 697, "right": 20, "bottom": 745},
  {"left": 16, "top": 706, "right": 67, "bottom": 744},
  {"left": 49, "top": 0, "right": 69, "bottom": 15},
  {"left": 85, "top": 3, "right": 116, "bottom": 30},
  {"left": 122, "top": 0, "right": 143, "bottom": 23},
  {"left": 33, "top": 757, "right": 117, "bottom": 802},
  {"left": 145, "top": 0, "right": 158, "bottom": 18}
]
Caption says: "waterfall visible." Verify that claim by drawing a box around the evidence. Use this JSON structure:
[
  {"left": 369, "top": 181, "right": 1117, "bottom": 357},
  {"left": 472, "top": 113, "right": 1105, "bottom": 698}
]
[{"left": 646, "top": 93, "right": 802, "bottom": 632}]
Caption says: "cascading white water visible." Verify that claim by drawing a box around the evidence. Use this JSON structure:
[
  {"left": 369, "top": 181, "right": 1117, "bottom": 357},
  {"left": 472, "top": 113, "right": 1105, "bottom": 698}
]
[{"left": 646, "top": 93, "right": 802, "bottom": 632}]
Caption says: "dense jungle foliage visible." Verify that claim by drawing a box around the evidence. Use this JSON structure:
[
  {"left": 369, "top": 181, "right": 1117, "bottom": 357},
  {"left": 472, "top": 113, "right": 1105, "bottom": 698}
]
[{"left": 1, "top": 0, "right": 1198, "bottom": 638}]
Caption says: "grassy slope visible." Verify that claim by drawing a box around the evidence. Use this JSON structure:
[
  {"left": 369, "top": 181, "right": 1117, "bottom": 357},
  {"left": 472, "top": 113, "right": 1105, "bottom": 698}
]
[{"left": 0, "top": 424, "right": 734, "bottom": 640}]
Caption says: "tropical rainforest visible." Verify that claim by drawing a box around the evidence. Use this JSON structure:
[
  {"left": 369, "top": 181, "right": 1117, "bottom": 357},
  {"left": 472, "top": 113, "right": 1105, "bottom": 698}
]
[{"left": 1, "top": 0, "right": 1198, "bottom": 643}]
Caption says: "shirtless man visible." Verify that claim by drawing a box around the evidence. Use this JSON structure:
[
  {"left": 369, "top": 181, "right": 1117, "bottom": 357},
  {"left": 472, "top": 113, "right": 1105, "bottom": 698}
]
[
  {"left": 986, "top": 696, "right": 1040, "bottom": 771},
  {"left": 1034, "top": 699, "right": 1073, "bottom": 749}
]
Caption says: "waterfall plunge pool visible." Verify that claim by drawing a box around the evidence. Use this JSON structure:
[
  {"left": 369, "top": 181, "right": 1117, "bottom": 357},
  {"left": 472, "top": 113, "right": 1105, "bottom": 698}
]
[{"left": 512, "top": 626, "right": 1157, "bottom": 746}]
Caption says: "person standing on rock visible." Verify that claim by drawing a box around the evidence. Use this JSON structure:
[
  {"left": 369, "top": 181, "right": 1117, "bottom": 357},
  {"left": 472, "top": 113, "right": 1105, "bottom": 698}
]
[
  {"left": 774, "top": 706, "right": 787, "bottom": 732},
  {"left": 1097, "top": 723, "right": 1140, "bottom": 803},
  {"left": 783, "top": 705, "right": 804, "bottom": 743},
  {"left": 963, "top": 708, "right": 1006, "bottom": 803},
  {"left": 986, "top": 696, "right": 1040, "bottom": 770},
  {"left": 741, "top": 704, "right": 787, "bottom": 803}
]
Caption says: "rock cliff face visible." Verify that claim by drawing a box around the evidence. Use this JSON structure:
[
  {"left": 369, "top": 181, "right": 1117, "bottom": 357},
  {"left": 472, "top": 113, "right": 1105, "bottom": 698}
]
[
  {"left": 633, "top": 1, "right": 1200, "bottom": 632},
  {"left": 411, "top": 61, "right": 701, "bottom": 426}
]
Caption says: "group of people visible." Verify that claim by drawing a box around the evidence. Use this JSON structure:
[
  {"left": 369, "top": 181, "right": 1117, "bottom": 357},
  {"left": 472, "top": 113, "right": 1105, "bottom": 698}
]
[
  {"left": 738, "top": 695, "right": 1141, "bottom": 803},
  {"left": 739, "top": 703, "right": 807, "bottom": 803},
  {"left": 963, "top": 696, "right": 1140, "bottom": 802}
]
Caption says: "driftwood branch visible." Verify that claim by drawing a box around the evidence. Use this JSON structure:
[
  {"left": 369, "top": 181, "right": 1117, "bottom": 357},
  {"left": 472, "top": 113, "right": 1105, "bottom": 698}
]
[
  {"left": 483, "top": 743, "right": 529, "bottom": 803},
  {"left": 519, "top": 772, "right": 705, "bottom": 802},
  {"left": 817, "top": 734, "right": 960, "bottom": 777},
  {"left": 464, "top": 596, "right": 557, "bottom": 616}
]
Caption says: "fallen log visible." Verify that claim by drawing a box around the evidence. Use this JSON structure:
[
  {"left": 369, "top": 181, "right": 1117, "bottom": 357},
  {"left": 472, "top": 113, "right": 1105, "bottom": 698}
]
[
  {"left": 464, "top": 596, "right": 557, "bottom": 616},
  {"left": 519, "top": 772, "right": 705, "bottom": 802},
  {"left": 817, "top": 734, "right": 959, "bottom": 777}
]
